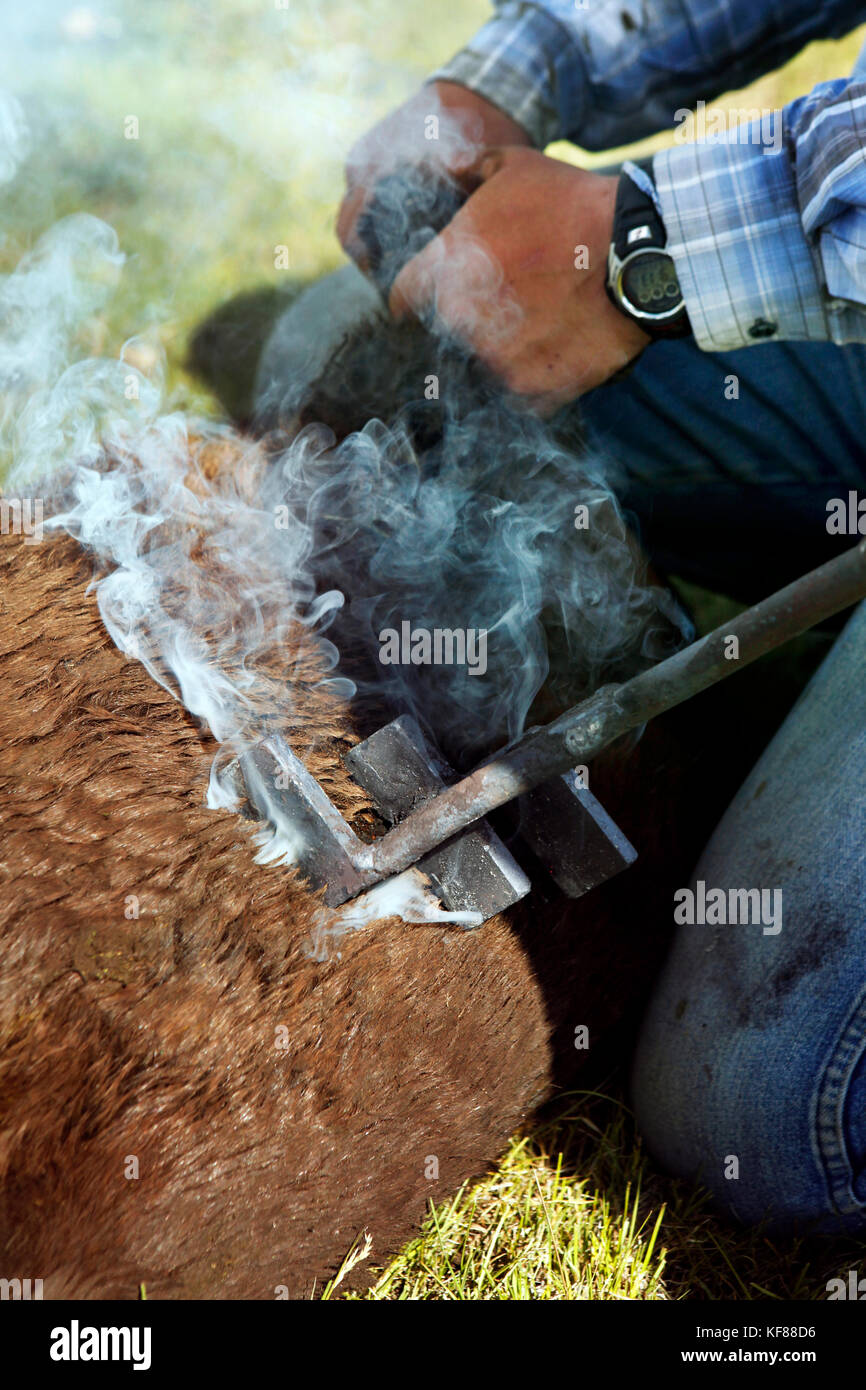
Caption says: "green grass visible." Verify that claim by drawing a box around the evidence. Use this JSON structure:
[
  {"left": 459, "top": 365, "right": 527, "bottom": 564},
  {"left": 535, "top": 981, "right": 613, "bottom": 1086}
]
[
  {"left": 328, "top": 1101, "right": 668, "bottom": 1301},
  {"left": 322, "top": 1087, "right": 865, "bottom": 1301},
  {"left": 0, "top": 0, "right": 493, "bottom": 423}
]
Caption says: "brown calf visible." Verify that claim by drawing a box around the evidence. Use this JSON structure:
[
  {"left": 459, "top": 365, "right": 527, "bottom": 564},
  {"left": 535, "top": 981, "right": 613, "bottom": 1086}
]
[{"left": 0, "top": 415, "right": 808, "bottom": 1297}]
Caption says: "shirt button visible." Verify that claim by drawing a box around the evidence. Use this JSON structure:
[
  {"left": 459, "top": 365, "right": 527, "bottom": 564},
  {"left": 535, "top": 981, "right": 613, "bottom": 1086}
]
[{"left": 748, "top": 318, "right": 777, "bottom": 338}]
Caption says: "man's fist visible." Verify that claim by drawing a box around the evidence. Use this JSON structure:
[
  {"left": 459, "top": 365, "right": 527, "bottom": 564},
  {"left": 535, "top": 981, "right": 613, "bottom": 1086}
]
[
  {"left": 337, "top": 81, "right": 532, "bottom": 269},
  {"left": 388, "top": 148, "right": 651, "bottom": 412}
]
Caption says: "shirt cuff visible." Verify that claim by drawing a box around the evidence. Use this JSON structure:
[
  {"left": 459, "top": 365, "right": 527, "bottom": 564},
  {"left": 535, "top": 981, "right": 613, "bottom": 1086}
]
[
  {"left": 429, "top": 2, "right": 577, "bottom": 149},
  {"left": 653, "top": 132, "right": 832, "bottom": 352}
]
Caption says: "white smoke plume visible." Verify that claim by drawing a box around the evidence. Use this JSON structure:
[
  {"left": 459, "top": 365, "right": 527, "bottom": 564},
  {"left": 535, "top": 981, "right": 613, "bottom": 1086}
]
[
  {"left": 0, "top": 171, "right": 481, "bottom": 933},
  {"left": 0, "top": 2, "right": 691, "bottom": 946}
]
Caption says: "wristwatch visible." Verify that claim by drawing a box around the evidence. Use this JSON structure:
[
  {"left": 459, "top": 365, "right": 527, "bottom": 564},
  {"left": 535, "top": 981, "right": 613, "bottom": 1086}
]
[{"left": 606, "top": 167, "right": 691, "bottom": 339}]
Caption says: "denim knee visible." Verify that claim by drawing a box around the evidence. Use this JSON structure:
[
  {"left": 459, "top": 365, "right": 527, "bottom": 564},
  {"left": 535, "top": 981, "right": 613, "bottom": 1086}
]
[
  {"left": 631, "top": 602, "right": 866, "bottom": 1236},
  {"left": 631, "top": 987, "right": 866, "bottom": 1236}
]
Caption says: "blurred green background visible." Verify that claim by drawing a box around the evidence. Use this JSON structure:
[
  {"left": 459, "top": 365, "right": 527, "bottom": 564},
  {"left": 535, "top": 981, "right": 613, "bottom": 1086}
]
[{"left": 1, "top": 0, "right": 864, "bottom": 416}]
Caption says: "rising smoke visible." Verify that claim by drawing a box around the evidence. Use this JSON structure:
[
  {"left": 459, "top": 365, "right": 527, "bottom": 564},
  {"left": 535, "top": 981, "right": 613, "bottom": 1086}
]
[{"left": 0, "top": 3, "right": 691, "bottom": 935}]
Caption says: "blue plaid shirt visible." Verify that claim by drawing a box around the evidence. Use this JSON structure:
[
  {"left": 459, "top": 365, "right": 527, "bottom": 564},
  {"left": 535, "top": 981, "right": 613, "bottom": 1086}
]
[{"left": 432, "top": 1, "right": 866, "bottom": 351}]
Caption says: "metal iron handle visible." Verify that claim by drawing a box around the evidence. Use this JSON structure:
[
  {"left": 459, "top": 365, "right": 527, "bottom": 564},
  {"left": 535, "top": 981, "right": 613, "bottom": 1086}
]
[{"left": 358, "top": 539, "right": 866, "bottom": 880}]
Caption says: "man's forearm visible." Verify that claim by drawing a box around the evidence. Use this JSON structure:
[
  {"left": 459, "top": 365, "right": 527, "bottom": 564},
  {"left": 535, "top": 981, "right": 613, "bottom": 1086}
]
[{"left": 431, "top": 0, "right": 866, "bottom": 150}]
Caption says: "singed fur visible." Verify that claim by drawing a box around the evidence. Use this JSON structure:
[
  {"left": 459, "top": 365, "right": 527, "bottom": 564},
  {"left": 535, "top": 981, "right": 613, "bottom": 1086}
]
[
  {"left": 0, "top": 296, "right": 788, "bottom": 1299},
  {"left": 0, "top": 488, "right": 695, "bottom": 1297}
]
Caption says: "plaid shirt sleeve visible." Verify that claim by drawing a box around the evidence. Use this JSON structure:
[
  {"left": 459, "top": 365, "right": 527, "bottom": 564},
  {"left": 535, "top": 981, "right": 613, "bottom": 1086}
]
[
  {"left": 654, "top": 71, "right": 866, "bottom": 350},
  {"left": 432, "top": 1, "right": 866, "bottom": 351},
  {"left": 431, "top": 1, "right": 866, "bottom": 150}
]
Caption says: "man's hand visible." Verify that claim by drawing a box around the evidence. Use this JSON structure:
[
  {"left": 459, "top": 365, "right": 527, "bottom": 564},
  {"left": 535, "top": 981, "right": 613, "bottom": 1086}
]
[
  {"left": 389, "top": 148, "right": 651, "bottom": 411},
  {"left": 337, "top": 81, "right": 532, "bottom": 269}
]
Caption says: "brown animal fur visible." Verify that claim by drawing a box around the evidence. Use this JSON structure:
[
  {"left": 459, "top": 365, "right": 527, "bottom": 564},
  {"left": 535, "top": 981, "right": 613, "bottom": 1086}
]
[
  {"left": 0, "top": 514, "right": 556, "bottom": 1298},
  {"left": 0, "top": 429, "right": 811, "bottom": 1299}
]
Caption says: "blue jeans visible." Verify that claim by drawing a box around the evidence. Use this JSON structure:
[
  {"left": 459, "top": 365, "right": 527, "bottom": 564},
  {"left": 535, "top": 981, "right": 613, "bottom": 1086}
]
[{"left": 582, "top": 338, "right": 866, "bottom": 1234}]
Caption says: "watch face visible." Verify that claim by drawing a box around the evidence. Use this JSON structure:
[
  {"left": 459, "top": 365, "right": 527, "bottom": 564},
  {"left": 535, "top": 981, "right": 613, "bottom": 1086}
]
[{"left": 620, "top": 250, "right": 682, "bottom": 319}]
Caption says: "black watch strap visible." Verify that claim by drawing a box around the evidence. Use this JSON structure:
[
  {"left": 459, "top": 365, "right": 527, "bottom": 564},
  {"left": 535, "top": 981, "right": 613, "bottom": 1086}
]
[
  {"left": 612, "top": 171, "right": 666, "bottom": 258},
  {"left": 607, "top": 169, "right": 691, "bottom": 340}
]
